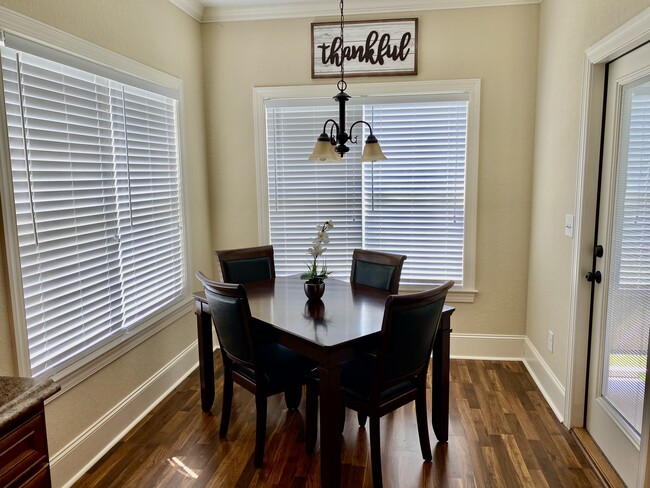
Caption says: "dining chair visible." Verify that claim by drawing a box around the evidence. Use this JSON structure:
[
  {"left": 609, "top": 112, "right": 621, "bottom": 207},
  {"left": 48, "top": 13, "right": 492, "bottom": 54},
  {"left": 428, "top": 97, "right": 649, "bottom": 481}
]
[
  {"left": 215, "top": 245, "right": 275, "bottom": 283},
  {"left": 349, "top": 249, "right": 407, "bottom": 294},
  {"left": 306, "top": 280, "right": 454, "bottom": 488},
  {"left": 196, "top": 271, "right": 316, "bottom": 467}
]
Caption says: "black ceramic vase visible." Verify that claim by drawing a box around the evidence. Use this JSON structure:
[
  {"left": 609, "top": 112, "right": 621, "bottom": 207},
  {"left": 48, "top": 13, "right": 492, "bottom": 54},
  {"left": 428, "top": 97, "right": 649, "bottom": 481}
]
[{"left": 304, "top": 280, "right": 325, "bottom": 300}]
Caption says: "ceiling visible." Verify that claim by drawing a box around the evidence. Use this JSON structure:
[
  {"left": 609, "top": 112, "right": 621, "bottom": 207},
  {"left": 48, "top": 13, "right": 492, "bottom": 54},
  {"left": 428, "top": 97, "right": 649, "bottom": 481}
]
[{"left": 169, "top": 0, "right": 540, "bottom": 23}]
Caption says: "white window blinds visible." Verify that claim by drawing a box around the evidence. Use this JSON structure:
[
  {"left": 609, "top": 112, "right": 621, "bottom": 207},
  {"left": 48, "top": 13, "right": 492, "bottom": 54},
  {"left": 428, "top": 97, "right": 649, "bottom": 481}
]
[
  {"left": 1, "top": 42, "right": 185, "bottom": 376},
  {"left": 266, "top": 96, "right": 468, "bottom": 286},
  {"left": 361, "top": 101, "right": 467, "bottom": 285},
  {"left": 266, "top": 104, "right": 363, "bottom": 277}
]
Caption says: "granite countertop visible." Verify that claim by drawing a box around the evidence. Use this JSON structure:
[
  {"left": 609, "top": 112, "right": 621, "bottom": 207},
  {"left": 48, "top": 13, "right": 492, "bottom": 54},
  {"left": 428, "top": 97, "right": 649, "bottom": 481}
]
[{"left": 0, "top": 376, "right": 60, "bottom": 431}]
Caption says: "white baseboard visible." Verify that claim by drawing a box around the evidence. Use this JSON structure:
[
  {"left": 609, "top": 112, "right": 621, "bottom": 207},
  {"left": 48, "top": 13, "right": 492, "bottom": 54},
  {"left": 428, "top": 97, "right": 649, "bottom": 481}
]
[
  {"left": 450, "top": 332, "right": 526, "bottom": 360},
  {"left": 50, "top": 342, "right": 200, "bottom": 488},
  {"left": 451, "top": 333, "right": 566, "bottom": 422},
  {"left": 522, "top": 337, "right": 566, "bottom": 422}
]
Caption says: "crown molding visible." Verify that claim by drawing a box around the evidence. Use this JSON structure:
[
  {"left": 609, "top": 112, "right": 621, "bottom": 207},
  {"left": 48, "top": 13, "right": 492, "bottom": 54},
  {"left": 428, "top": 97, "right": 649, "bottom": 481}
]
[
  {"left": 199, "top": 0, "right": 540, "bottom": 23},
  {"left": 168, "top": 0, "right": 205, "bottom": 21}
]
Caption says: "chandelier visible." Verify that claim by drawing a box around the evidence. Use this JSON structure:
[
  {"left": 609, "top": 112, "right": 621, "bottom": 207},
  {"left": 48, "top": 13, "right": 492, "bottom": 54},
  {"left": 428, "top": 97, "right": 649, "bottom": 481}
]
[{"left": 308, "top": 0, "right": 387, "bottom": 162}]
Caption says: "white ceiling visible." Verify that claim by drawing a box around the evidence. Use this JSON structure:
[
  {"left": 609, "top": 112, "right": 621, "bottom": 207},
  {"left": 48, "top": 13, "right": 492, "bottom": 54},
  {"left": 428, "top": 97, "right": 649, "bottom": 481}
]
[{"left": 169, "top": 0, "right": 539, "bottom": 23}]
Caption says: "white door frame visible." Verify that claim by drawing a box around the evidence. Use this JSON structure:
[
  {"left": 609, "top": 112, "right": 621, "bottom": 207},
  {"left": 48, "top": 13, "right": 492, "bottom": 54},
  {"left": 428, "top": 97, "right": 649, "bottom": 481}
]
[{"left": 566, "top": 5, "right": 650, "bottom": 483}]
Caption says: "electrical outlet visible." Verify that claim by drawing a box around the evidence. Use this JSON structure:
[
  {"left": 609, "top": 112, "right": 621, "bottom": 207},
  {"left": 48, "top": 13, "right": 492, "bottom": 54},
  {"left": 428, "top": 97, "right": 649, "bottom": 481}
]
[{"left": 547, "top": 330, "right": 554, "bottom": 353}]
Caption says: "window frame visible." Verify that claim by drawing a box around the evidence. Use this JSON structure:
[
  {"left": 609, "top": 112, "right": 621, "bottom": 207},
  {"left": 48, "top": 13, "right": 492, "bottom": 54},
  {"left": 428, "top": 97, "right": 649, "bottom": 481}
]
[
  {"left": 0, "top": 10, "right": 194, "bottom": 386},
  {"left": 253, "top": 80, "right": 480, "bottom": 302}
]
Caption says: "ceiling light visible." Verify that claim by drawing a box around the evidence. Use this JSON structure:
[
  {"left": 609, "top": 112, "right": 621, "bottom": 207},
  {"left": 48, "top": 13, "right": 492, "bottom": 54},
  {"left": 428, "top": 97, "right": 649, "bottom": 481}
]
[{"left": 308, "top": 0, "right": 387, "bottom": 163}]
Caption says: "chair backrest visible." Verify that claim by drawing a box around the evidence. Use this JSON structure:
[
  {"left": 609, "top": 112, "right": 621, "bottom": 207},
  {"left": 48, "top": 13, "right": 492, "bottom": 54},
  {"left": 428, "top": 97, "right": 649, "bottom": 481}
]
[
  {"left": 350, "top": 249, "right": 407, "bottom": 294},
  {"left": 196, "top": 271, "right": 257, "bottom": 368},
  {"left": 374, "top": 281, "right": 454, "bottom": 392},
  {"left": 215, "top": 245, "right": 275, "bottom": 284}
]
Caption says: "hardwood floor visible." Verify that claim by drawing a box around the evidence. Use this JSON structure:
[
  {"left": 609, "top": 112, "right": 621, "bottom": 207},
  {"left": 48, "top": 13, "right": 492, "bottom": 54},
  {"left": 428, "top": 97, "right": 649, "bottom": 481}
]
[{"left": 74, "top": 357, "right": 603, "bottom": 487}]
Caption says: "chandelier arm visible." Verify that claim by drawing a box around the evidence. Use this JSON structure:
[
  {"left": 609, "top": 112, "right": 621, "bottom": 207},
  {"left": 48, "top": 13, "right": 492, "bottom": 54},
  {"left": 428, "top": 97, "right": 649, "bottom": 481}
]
[
  {"left": 322, "top": 118, "right": 340, "bottom": 132},
  {"left": 349, "top": 120, "right": 374, "bottom": 141},
  {"left": 322, "top": 118, "right": 340, "bottom": 139}
]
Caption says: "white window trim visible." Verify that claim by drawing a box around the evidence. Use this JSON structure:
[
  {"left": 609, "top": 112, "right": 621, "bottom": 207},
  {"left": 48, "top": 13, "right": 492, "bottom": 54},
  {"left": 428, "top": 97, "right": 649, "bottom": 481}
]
[
  {"left": 0, "top": 6, "right": 194, "bottom": 386},
  {"left": 253, "top": 79, "right": 480, "bottom": 303}
]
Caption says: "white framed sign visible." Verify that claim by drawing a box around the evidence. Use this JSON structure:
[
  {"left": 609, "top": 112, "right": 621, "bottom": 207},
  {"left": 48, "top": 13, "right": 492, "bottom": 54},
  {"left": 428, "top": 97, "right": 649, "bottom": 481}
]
[{"left": 311, "top": 18, "right": 418, "bottom": 79}]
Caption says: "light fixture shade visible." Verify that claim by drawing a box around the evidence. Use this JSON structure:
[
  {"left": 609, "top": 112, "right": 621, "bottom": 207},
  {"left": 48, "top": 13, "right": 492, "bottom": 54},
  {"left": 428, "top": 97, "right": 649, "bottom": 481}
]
[
  {"left": 308, "top": 133, "right": 342, "bottom": 162},
  {"left": 360, "top": 134, "right": 387, "bottom": 162}
]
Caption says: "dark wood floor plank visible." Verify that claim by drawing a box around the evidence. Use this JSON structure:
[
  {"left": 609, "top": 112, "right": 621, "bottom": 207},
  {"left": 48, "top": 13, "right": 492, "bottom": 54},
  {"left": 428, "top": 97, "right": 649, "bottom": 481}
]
[{"left": 74, "top": 357, "right": 603, "bottom": 487}]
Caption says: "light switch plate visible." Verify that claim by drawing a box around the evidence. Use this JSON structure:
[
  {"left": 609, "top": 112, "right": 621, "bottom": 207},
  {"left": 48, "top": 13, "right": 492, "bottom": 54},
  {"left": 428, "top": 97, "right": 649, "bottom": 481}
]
[{"left": 565, "top": 214, "right": 574, "bottom": 237}]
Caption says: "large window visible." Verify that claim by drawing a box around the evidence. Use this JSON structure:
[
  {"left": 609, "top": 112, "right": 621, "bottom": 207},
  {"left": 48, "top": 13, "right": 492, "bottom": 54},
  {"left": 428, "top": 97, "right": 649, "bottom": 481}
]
[
  {"left": 255, "top": 81, "right": 479, "bottom": 300},
  {"left": 0, "top": 33, "right": 187, "bottom": 377}
]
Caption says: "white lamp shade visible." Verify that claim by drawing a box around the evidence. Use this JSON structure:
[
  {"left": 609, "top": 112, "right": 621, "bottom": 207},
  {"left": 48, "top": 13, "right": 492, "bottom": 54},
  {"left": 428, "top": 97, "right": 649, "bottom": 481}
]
[
  {"left": 308, "top": 137, "right": 342, "bottom": 162},
  {"left": 360, "top": 137, "right": 387, "bottom": 162}
]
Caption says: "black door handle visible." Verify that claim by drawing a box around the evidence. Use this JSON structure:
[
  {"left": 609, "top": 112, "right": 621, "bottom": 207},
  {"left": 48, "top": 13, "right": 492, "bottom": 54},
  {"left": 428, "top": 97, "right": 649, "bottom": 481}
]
[
  {"left": 594, "top": 245, "right": 604, "bottom": 258},
  {"left": 585, "top": 271, "right": 602, "bottom": 283}
]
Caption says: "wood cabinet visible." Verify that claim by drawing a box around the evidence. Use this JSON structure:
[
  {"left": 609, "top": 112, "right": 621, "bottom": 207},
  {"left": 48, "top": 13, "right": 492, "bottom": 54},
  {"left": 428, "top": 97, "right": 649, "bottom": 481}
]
[
  {"left": 0, "top": 403, "right": 52, "bottom": 488},
  {"left": 0, "top": 378, "right": 58, "bottom": 488}
]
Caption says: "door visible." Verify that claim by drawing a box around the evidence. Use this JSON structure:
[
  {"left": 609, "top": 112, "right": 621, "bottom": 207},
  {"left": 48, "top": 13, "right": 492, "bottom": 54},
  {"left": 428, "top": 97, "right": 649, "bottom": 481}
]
[{"left": 586, "top": 42, "right": 650, "bottom": 488}]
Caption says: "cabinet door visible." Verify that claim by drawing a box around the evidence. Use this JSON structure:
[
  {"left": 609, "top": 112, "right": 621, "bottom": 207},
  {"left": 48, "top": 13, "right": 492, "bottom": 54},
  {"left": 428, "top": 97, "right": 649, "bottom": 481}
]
[{"left": 0, "top": 411, "right": 50, "bottom": 487}]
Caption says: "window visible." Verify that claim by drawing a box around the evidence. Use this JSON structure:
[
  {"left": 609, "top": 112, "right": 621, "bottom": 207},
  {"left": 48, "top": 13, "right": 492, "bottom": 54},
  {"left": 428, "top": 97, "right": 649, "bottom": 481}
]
[
  {"left": 0, "top": 33, "right": 187, "bottom": 377},
  {"left": 256, "top": 81, "right": 479, "bottom": 300}
]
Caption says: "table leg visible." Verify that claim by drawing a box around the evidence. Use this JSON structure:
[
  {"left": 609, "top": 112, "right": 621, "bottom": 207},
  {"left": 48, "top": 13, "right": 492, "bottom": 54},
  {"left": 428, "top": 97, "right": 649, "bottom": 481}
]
[
  {"left": 196, "top": 304, "right": 215, "bottom": 412},
  {"left": 431, "top": 312, "right": 452, "bottom": 442},
  {"left": 318, "top": 364, "right": 342, "bottom": 488}
]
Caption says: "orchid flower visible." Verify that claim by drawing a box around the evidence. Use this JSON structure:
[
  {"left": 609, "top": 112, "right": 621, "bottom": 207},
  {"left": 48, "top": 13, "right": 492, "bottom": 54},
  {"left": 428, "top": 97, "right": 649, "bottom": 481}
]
[{"left": 301, "top": 220, "right": 334, "bottom": 283}]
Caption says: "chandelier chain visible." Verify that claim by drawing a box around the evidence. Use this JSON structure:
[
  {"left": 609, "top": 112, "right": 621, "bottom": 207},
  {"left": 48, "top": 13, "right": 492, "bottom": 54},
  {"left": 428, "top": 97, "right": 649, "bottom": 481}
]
[{"left": 338, "top": 0, "right": 346, "bottom": 92}]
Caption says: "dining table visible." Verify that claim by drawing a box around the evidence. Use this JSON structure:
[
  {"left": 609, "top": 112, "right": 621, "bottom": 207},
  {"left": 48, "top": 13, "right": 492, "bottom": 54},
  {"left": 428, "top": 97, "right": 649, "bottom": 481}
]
[{"left": 193, "top": 275, "right": 455, "bottom": 488}]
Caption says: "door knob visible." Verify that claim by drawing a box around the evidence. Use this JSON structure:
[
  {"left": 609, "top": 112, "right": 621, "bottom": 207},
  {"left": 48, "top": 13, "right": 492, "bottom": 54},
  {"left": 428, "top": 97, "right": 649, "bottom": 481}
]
[
  {"left": 585, "top": 271, "right": 602, "bottom": 283},
  {"left": 594, "top": 245, "right": 604, "bottom": 258}
]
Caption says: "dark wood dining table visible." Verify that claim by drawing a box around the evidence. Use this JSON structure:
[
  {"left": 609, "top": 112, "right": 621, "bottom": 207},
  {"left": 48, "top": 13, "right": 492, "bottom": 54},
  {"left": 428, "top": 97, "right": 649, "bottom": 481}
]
[{"left": 193, "top": 276, "right": 455, "bottom": 488}]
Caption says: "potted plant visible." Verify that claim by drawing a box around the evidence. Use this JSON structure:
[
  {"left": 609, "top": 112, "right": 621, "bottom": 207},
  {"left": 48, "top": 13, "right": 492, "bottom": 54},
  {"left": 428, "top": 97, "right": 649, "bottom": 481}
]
[{"left": 301, "top": 220, "right": 333, "bottom": 299}]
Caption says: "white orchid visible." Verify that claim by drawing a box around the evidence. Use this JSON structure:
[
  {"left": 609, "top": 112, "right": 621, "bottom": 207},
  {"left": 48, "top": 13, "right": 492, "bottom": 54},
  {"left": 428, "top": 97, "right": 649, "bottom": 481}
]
[{"left": 301, "top": 220, "right": 334, "bottom": 283}]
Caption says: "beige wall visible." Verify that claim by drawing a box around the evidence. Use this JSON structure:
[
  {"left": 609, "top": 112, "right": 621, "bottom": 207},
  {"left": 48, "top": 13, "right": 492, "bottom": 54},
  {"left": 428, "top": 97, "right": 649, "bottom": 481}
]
[
  {"left": 8, "top": 0, "right": 644, "bottom": 482},
  {"left": 0, "top": 0, "right": 211, "bottom": 484},
  {"left": 527, "top": 0, "right": 650, "bottom": 386},
  {"left": 202, "top": 4, "right": 540, "bottom": 336}
]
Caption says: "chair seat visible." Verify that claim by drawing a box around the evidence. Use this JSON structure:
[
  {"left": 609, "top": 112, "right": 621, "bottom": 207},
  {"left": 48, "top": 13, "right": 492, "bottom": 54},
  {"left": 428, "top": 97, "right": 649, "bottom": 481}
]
[
  {"left": 340, "top": 354, "right": 419, "bottom": 404},
  {"left": 234, "top": 343, "right": 316, "bottom": 389}
]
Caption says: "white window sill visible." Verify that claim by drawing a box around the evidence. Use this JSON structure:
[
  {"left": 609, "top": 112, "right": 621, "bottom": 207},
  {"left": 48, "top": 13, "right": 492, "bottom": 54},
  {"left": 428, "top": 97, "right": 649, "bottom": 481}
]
[{"left": 46, "top": 297, "right": 195, "bottom": 401}]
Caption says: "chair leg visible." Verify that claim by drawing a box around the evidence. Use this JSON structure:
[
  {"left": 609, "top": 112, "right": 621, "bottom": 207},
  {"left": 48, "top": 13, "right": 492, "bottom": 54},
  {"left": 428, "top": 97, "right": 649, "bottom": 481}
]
[
  {"left": 254, "top": 395, "right": 267, "bottom": 467},
  {"left": 369, "top": 416, "right": 383, "bottom": 488},
  {"left": 357, "top": 412, "right": 367, "bottom": 427},
  {"left": 219, "top": 371, "right": 234, "bottom": 437},
  {"left": 305, "top": 382, "right": 318, "bottom": 454},
  {"left": 285, "top": 384, "right": 302, "bottom": 410},
  {"left": 416, "top": 387, "right": 432, "bottom": 461}
]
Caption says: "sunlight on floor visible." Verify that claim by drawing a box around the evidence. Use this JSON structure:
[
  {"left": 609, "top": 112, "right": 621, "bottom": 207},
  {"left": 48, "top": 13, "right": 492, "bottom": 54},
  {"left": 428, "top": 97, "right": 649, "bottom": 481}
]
[{"left": 167, "top": 457, "right": 199, "bottom": 479}]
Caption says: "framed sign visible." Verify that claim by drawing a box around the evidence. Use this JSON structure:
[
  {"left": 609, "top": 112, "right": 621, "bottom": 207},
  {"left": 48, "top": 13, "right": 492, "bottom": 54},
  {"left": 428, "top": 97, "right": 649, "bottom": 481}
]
[{"left": 311, "top": 18, "right": 417, "bottom": 79}]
